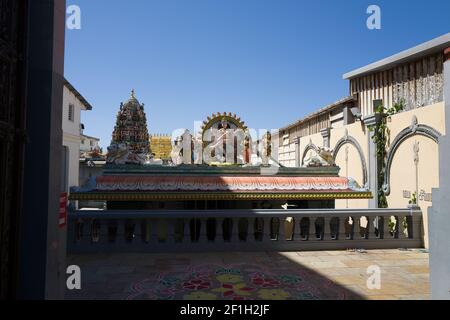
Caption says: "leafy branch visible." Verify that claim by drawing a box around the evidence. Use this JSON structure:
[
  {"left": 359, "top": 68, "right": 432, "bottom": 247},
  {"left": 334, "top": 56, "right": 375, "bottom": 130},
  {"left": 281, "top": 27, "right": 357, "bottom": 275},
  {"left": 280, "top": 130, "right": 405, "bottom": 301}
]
[{"left": 368, "top": 100, "right": 404, "bottom": 208}]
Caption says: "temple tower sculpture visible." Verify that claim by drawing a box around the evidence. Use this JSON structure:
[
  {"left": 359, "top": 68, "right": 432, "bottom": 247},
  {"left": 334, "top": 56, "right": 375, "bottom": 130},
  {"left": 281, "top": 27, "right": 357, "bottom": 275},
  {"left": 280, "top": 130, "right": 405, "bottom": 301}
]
[{"left": 106, "top": 90, "right": 151, "bottom": 164}]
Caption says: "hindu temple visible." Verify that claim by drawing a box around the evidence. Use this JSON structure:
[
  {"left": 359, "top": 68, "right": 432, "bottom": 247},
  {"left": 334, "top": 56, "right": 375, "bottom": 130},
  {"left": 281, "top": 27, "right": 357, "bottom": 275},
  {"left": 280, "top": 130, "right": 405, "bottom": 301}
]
[{"left": 70, "top": 91, "right": 371, "bottom": 212}]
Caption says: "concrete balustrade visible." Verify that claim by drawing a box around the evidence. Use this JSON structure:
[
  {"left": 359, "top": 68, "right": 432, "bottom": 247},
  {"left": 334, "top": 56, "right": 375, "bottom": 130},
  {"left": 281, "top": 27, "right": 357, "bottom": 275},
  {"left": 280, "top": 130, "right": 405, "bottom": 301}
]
[{"left": 67, "top": 208, "right": 423, "bottom": 253}]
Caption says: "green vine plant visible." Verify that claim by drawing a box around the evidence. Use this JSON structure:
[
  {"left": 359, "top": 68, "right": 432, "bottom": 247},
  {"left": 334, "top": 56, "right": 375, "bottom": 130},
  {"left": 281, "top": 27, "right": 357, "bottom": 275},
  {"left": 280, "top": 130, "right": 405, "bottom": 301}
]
[{"left": 368, "top": 100, "right": 405, "bottom": 208}]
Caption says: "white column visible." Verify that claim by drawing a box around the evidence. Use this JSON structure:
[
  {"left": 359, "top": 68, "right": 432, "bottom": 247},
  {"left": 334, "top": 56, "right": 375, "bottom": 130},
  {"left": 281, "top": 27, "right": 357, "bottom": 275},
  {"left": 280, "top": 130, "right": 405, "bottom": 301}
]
[
  {"left": 429, "top": 47, "right": 450, "bottom": 299},
  {"left": 364, "top": 114, "right": 381, "bottom": 208},
  {"left": 320, "top": 128, "right": 330, "bottom": 148},
  {"left": 294, "top": 136, "right": 301, "bottom": 167}
]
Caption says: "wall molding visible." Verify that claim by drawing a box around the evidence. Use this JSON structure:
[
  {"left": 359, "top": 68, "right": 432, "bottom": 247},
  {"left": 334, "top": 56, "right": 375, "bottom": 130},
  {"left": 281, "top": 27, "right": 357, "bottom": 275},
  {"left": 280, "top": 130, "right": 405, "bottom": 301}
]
[
  {"left": 301, "top": 141, "right": 317, "bottom": 166},
  {"left": 333, "top": 134, "right": 368, "bottom": 187},
  {"left": 383, "top": 121, "right": 441, "bottom": 195}
]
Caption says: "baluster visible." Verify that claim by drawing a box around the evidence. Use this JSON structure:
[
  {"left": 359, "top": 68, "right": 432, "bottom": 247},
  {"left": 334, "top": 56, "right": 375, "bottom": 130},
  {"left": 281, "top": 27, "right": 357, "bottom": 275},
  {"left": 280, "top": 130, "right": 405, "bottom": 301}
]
[
  {"left": 278, "top": 217, "right": 286, "bottom": 242},
  {"left": 80, "top": 218, "right": 92, "bottom": 246},
  {"left": 305, "top": 217, "right": 313, "bottom": 241},
  {"left": 172, "top": 218, "right": 182, "bottom": 244},
  {"left": 83, "top": 219, "right": 95, "bottom": 246},
  {"left": 310, "top": 218, "right": 322, "bottom": 241},
  {"left": 411, "top": 211, "right": 422, "bottom": 240},
  {"left": 216, "top": 217, "right": 223, "bottom": 243},
  {"left": 405, "top": 214, "right": 414, "bottom": 239},
  {"left": 181, "top": 218, "right": 190, "bottom": 244},
  {"left": 368, "top": 216, "right": 378, "bottom": 239},
  {"left": 263, "top": 217, "right": 272, "bottom": 243},
  {"left": 150, "top": 219, "right": 158, "bottom": 243},
  {"left": 357, "top": 216, "right": 368, "bottom": 239},
  {"left": 338, "top": 216, "right": 348, "bottom": 240},
  {"left": 298, "top": 217, "right": 308, "bottom": 241},
  {"left": 323, "top": 217, "right": 332, "bottom": 241},
  {"left": 349, "top": 216, "right": 356, "bottom": 240},
  {"left": 230, "top": 217, "right": 239, "bottom": 243},
  {"left": 166, "top": 219, "right": 175, "bottom": 244},
  {"left": 125, "top": 219, "right": 135, "bottom": 244},
  {"left": 398, "top": 215, "right": 408, "bottom": 239},
  {"left": 290, "top": 217, "right": 296, "bottom": 241},
  {"left": 142, "top": 219, "right": 151, "bottom": 243},
  {"left": 237, "top": 218, "right": 248, "bottom": 242},
  {"left": 116, "top": 219, "right": 126, "bottom": 246},
  {"left": 248, "top": 217, "right": 255, "bottom": 243},
  {"left": 376, "top": 216, "right": 385, "bottom": 239},
  {"left": 99, "top": 219, "right": 109, "bottom": 245},
  {"left": 198, "top": 218, "right": 208, "bottom": 244},
  {"left": 209, "top": 218, "right": 218, "bottom": 243},
  {"left": 382, "top": 215, "right": 391, "bottom": 239},
  {"left": 131, "top": 219, "right": 140, "bottom": 243}
]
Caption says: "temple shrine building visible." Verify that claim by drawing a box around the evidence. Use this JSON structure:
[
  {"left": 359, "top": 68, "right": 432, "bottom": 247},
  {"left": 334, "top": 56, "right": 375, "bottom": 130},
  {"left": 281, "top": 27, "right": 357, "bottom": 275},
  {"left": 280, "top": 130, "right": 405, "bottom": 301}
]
[{"left": 70, "top": 92, "right": 371, "bottom": 213}]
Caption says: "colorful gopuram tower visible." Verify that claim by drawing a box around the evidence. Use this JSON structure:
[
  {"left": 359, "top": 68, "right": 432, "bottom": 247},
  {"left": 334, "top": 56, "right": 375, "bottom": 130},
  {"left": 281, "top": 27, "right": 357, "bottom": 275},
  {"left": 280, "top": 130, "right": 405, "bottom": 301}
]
[{"left": 106, "top": 90, "right": 151, "bottom": 164}]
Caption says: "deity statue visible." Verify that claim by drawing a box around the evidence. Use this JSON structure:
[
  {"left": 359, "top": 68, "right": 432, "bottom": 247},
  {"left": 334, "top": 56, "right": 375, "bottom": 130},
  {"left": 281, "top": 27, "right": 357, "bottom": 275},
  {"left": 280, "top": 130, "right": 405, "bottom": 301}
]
[
  {"left": 192, "top": 135, "right": 203, "bottom": 164},
  {"left": 244, "top": 135, "right": 251, "bottom": 164},
  {"left": 217, "top": 118, "right": 231, "bottom": 161},
  {"left": 170, "top": 135, "right": 184, "bottom": 165},
  {"left": 199, "top": 112, "right": 250, "bottom": 165},
  {"left": 261, "top": 131, "right": 272, "bottom": 166}
]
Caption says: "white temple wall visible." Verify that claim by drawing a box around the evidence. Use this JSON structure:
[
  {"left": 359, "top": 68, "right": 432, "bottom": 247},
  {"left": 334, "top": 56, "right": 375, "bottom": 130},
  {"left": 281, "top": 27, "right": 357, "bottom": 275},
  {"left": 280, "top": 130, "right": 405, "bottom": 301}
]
[
  {"left": 63, "top": 137, "right": 80, "bottom": 191},
  {"left": 62, "top": 84, "right": 90, "bottom": 192}
]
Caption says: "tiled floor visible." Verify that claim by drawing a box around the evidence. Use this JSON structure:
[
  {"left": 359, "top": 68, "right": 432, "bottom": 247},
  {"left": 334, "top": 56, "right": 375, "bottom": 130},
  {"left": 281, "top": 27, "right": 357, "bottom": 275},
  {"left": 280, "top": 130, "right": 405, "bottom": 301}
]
[{"left": 66, "top": 249, "right": 429, "bottom": 300}]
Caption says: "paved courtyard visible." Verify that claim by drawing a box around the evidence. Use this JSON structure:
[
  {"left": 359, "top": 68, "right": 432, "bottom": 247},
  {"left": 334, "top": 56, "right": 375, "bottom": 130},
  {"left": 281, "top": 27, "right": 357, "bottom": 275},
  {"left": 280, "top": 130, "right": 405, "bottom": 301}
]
[{"left": 66, "top": 248, "right": 429, "bottom": 300}]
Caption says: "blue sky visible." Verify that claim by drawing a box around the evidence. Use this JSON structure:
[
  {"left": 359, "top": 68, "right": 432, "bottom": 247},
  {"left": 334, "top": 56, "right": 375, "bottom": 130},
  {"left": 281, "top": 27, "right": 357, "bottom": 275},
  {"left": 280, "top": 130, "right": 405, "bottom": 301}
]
[{"left": 65, "top": 0, "right": 450, "bottom": 149}]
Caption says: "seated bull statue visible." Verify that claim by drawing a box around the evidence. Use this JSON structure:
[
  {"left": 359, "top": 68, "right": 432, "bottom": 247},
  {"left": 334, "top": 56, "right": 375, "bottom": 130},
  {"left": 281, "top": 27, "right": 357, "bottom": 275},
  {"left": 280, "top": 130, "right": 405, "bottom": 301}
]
[{"left": 303, "top": 146, "right": 335, "bottom": 167}]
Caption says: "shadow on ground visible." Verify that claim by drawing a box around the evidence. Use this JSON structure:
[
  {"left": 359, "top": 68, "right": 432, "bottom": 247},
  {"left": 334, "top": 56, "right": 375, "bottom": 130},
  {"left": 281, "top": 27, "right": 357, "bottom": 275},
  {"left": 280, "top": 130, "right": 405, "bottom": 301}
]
[{"left": 65, "top": 249, "right": 429, "bottom": 300}]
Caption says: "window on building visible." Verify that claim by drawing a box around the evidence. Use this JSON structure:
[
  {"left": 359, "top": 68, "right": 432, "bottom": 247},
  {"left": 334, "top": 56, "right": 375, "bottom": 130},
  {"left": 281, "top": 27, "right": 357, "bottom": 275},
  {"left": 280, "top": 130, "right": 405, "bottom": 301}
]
[{"left": 68, "top": 103, "right": 74, "bottom": 122}]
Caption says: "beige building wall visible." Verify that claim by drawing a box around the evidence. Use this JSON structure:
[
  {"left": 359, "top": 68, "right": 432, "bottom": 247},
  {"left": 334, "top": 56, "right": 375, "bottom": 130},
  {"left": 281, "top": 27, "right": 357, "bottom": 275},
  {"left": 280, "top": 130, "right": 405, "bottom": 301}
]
[
  {"left": 277, "top": 102, "right": 444, "bottom": 247},
  {"left": 63, "top": 137, "right": 81, "bottom": 191},
  {"left": 385, "top": 102, "right": 445, "bottom": 247},
  {"left": 299, "top": 132, "right": 323, "bottom": 165},
  {"left": 278, "top": 36, "right": 450, "bottom": 248},
  {"left": 279, "top": 135, "right": 297, "bottom": 167},
  {"left": 330, "top": 122, "right": 369, "bottom": 209}
]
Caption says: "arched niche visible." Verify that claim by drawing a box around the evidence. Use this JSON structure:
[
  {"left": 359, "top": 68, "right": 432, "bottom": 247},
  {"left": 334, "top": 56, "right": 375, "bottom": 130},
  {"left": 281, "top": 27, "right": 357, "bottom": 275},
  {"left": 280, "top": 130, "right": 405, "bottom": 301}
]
[
  {"left": 301, "top": 142, "right": 318, "bottom": 167},
  {"left": 333, "top": 135, "right": 368, "bottom": 187},
  {"left": 383, "top": 118, "right": 441, "bottom": 196}
]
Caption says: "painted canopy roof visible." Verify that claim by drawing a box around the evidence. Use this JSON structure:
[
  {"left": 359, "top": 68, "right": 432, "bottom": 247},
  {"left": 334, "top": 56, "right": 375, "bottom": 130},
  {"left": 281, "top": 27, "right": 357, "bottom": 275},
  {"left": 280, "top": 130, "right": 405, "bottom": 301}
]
[{"left": 70, "top": 173, "right": 371, "bottom": 201}]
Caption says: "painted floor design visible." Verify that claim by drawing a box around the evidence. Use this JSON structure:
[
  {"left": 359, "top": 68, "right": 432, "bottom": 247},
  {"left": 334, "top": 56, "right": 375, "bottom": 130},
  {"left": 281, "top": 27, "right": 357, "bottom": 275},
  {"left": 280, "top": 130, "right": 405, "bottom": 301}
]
[
  {"left": 66, "top": 249, "right": 430, "bottom": 300},
  {"left": 123, "top": 263, "right": 357, "bottom": 300}
]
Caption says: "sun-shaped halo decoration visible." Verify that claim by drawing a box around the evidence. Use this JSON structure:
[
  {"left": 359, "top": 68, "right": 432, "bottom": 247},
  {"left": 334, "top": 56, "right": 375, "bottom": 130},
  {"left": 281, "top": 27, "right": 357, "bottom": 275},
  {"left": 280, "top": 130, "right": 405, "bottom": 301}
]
[{"left": 200, "top": 112, "right": 247, "bottom": 135}]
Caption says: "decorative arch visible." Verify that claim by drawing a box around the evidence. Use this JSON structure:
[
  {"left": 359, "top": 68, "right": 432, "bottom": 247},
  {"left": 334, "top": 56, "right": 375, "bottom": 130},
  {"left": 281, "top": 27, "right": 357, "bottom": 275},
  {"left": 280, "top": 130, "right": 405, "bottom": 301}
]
[
  {"left": 382, "top": 119, "right": 441, "bottom": 195},
  {"left": 333, "top": 135, "right": 368, "bottom": 187},
  {"left": 301, "top": 142, "right": 318, "bottom": 166},
  {"left": 200, "top": 112, "right": 250, "bottom": 164},
  {"left": 200, "top": 112, "right": 247, "bottom": 136}
]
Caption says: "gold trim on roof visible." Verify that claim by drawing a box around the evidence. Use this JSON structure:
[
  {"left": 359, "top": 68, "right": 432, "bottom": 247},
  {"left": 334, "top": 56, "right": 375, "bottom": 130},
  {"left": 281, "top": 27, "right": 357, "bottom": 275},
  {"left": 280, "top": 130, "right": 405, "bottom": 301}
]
[
  {"left": 69, "top": 191, "right": 372, "bottom": 201},
  {"left": 200, "top": 112, "right": 248, "bottom": 134}
]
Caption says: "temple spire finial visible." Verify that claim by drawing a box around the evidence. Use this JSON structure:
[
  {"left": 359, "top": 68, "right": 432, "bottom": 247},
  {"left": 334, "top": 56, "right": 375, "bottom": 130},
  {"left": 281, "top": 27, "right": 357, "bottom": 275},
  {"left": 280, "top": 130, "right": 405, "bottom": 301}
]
[{"left": 131, "top": 89, "right": 136, "bottom": 99}]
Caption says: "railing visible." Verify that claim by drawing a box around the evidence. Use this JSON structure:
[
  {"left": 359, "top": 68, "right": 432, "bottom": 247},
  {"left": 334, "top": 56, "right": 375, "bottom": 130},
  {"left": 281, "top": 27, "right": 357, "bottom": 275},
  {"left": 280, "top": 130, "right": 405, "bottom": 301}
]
[{"left": 67, "top": 208, "right": 423, "bottom": 253}]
